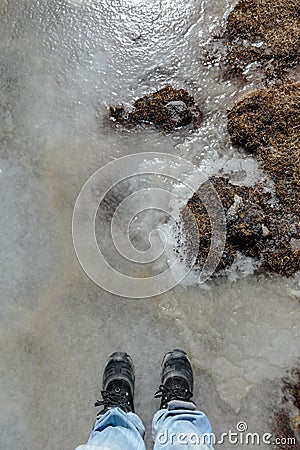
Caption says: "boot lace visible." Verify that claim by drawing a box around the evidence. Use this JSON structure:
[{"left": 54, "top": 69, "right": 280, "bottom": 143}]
[
  {"left": 154, "top": 383, "right": 193, "bottom": 405},
  {"left": 95, "top": 389, "right": 132, "bottom": 412}
]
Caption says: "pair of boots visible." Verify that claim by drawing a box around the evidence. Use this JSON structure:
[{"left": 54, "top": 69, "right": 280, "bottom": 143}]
[{"left": 95, "top": 349, "right": 194, "bottom": 415}]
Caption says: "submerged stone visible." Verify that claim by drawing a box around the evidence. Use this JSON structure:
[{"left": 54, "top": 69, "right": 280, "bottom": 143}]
[{"left": 109, "top": 86, "right": 203, "bottom": 132}]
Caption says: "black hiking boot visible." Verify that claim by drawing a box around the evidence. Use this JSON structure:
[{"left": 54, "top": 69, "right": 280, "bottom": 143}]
[
  {"left": 154, "top": 349, "right": 194, "bottom": 409},
  {"left": 95, "top": 352, "right": 135, "bottom": 415}
]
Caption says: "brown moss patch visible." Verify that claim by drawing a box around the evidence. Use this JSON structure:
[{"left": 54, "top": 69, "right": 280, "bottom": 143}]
[
  {"left": 274, "top": 369, "right": 300, "bottom": 449},
  {"left": 227, "top": 83, "right": 300, "bottom": 211},
  {"left": 109, "top": 86, "right": 203, "bottom": 132},
  {"left": 226, "top": 0, "right": 300, "bottom": 77},
  {"left": 180, "top": 177, "right": 300, "bottom": 276}
]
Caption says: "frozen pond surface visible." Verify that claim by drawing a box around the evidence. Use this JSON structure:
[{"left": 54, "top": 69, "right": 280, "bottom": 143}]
[{"left": 1, "top": 0, "right": 300, "bottom": 448}]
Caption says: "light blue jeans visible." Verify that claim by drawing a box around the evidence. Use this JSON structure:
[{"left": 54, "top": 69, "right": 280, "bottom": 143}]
[{"left": 76, "top": 401, "right": 214, "bottom": 449}]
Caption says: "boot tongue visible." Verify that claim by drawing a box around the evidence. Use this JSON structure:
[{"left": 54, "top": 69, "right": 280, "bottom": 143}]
[
  {"left": 165, "top": 376, "right": 191, "bottom": 400},
  {"left": 107, "top": 379, "right": 130, "bottom": 394},
  {"left": 166, "top": 376, "right": 188, "bottom": 390}
]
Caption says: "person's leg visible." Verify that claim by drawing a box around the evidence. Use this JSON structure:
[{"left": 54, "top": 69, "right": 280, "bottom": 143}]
[
  {"left": 152, "top": 350, "right": 214, "bottom": 449},
  {"left": 76, "top": 407, "right": 145, "bottom": 450},
  {"left": 152, "top": 403, "right": 214, "bottom": 449},
  {"left": 75, "top": 352, "right": 146, "bottom": 450}
]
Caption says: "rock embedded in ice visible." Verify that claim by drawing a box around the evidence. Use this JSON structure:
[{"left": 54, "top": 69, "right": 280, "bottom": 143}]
[
  {"left": 164, "top": 100, "right": 188, "bottom": 125},
  {"left": 108, "top": 86, "right": 203, "bottom": 132}
]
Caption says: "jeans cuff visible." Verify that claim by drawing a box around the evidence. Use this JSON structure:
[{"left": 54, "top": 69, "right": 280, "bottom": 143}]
[{"left": 167, "top": 400, "right": 196, "bottom": 410}]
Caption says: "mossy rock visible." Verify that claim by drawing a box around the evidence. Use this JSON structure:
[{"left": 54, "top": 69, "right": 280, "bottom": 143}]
[
  {"left": 109, "top": 86, "right": 203, "bottom": 132},
  {"left": 227, "top": 83, "right": 300, "bottom": 210},
  {"left": 180, "top": 177, "right": 300, "bottom": 277},
  {"left": 274, "top": 369, "right": 300, "bottom": 449},
  {"left": 226, "top": 0, "right": 300, "bottom": 77}
]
